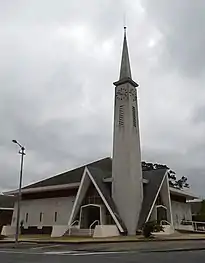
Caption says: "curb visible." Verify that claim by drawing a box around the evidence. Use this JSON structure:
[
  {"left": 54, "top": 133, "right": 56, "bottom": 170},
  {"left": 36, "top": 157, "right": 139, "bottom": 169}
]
[
  {"left": 141, "top": 247, "right": 205, "bottom": 253},
  {"left": 1, "top": 237, "right": 205, "bottom": 245}
]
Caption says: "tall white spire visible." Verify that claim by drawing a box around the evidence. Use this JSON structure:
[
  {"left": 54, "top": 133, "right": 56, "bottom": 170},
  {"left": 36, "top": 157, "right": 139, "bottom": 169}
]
[{"left": 112, "top": 28, "right": 143, "bottom": 235}]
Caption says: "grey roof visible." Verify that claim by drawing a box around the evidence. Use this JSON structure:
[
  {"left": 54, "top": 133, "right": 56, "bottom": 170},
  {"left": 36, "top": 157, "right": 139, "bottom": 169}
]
[
  {"left": 137, "top": 168, "right": 167, "bottom": 229},
  {"left": 88, "top": 166, "right": 127, "bottom": 232},
  {"left": 9, "top": 156, "right": 167, "bottom": 231},
  {"left": 23, "top": 157, "right": 112, "bottom": 190},
  {"left": 0, "top": 195, "right": 15, "bottom": 208}
]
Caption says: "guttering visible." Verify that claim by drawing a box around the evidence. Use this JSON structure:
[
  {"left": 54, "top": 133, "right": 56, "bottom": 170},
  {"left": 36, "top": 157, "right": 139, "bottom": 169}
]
[
  {"left": 0, "top": 207, "right": 14, "bottom": 211},
  {"left": 169, "top": 187, "right": 198, "bottom": 199},
  {"left": 4, "top": 182, "right": 80, "bottom": 195}
]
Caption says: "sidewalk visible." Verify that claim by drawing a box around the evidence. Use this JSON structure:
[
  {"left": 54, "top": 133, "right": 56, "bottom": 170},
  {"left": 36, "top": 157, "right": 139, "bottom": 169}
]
[
  {"left": 1, "top": 238, "right": 205, "bottom": 253},
  {"left": 1, "top": 232, "right": 205, "bottom": 244}
]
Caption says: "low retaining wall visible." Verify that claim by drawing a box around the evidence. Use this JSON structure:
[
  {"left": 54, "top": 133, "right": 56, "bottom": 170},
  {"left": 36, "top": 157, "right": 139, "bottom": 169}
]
[
  {"left": 1, "top": 226, "right": 15, "bottom": 236},
  {"left": 51, "top": 225, "right": 69, "bottom": 237},
  {"left": 93, "top": 225, "right": 120, "bottom": 238}
]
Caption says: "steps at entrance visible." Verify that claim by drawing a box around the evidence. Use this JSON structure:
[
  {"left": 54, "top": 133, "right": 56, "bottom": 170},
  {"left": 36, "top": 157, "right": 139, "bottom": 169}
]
[
  {"left": 153, "top": 225, "right": 175, "bottom": 236},
  {"left": 65, "top": 227, "right": 94, "bottom": 237}
]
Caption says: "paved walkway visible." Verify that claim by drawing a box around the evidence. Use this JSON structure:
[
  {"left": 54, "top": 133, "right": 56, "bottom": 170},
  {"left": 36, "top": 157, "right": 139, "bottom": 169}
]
[
  {"left": 1, "top": 240, "right": 205, "bottom": 253},
  {"left": 1, "top": 232, "right": 205, "bottom": 244}
]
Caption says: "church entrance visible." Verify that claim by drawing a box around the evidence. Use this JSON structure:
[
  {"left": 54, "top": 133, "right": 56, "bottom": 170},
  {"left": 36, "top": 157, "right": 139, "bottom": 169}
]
[
  {"left": 79, "top": 204, "right": 101, "bottom": 229},
  {"left": 156, "top": 205, "right": 168, "bottom": 223}
]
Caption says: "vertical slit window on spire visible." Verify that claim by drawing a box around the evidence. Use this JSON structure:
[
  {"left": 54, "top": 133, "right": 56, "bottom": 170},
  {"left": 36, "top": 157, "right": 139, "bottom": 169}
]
[
  {"left": 25, "top": 213, "right": 28, "bottom": 223},
  {"left": 119, "top": 105, "right": 124, "bottom": 126},
  {"left": 132, "top": 106, "right": 136, "bottom": 127},
  {"left": 40, "top": 212, "right": 43, "bottom": 222}
]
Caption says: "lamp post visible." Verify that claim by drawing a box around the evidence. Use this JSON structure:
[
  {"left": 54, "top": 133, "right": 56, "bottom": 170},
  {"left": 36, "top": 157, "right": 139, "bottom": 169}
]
[{"left": 12, "top": 140, "right": 25, "bottom": 245}]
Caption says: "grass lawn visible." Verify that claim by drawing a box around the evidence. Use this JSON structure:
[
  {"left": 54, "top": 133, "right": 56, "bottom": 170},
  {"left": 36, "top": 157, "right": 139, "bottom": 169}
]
[{"left": 18, "top": 234, "right": 144, "bottom": 243}]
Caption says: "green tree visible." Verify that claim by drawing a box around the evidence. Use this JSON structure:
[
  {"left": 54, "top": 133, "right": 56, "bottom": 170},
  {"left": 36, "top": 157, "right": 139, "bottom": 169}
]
[{"left": 141, "top": 161, "right": 189, "bottom": 189}]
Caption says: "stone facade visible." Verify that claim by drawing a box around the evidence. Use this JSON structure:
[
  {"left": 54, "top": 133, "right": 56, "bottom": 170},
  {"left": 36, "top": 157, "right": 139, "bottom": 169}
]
[{"left": 11, "top": 196, "right": 75, "bottom": 228}]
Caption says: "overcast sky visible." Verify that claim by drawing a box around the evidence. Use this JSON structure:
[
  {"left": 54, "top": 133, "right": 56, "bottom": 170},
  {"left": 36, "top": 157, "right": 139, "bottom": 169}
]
[{"left": 0, "top": 0, "right": 205, "bottom": 197}]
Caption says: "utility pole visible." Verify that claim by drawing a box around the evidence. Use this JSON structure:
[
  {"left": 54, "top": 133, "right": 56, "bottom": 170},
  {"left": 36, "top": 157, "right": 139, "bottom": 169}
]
[{"left": 12, "top": 140, "right": 25, "bottom": 245}]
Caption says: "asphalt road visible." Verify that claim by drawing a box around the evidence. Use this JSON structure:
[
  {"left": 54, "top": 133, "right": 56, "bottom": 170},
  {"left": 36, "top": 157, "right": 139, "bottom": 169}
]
[
  {"left": 0, "top": 250, "right": 205, "bottom": 263},
  {"left": 1, "top": 241, "right": 205, "bottom": 263}
]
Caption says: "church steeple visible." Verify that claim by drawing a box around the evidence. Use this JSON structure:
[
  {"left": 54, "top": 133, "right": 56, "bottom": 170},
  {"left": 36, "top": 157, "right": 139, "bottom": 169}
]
[
  {"left": 112, "top": 28, "right": 143, "bottom": 235},
  {"left": 119, "top": 27, "right": 132, "bottom": 79},
  {"left": 114, "top": 27, "right": 138, "bottom": 87}
]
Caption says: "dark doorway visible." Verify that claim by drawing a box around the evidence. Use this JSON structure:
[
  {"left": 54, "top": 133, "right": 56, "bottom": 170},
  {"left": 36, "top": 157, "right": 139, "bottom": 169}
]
[
  {"left": 80, "top": 205, "right": 100, "bottom": 229},
  {"left": 157, "top": 206, "right": 167, "bottom": 223}
]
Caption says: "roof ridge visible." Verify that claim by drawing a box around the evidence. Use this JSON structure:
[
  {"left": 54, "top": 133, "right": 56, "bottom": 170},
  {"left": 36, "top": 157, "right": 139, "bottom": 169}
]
[{"left": 20, "top": 157, "right": 111, "bottom": 190}]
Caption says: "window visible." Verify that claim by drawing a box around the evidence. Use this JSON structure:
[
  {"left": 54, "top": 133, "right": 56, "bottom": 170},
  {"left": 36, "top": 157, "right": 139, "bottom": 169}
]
[
  {"left": 40, "top": 212, "right": 43, "bottom": 222},
  {"left": 25, "top": 213, "right": 28, "bottom": 223},
  {"left": 54, "top": 212, "right": 57, "bottom": 222},
  {"left": 132, "top": 106, "right": 136, "bottom": 127},
  {"left": 176, "top": 214, "right": 179, "bottom": 224},
  {"left": 119, "top": 105, "right": 124, "bottom": 126},
  {"left": 156, "top": 194, "right": 163, "bottom": 206}
]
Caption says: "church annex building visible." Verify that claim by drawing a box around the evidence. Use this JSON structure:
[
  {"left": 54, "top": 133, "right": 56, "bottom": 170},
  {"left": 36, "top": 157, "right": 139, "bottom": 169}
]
[{"left": 3, "top": 29, "right": 198, "bottom": 238}]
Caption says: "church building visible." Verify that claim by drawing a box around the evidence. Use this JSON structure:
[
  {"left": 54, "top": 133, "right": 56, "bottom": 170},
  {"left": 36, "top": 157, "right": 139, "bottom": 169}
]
[{"left": 3, "top": 29, "right": 197, "bottom": 237}]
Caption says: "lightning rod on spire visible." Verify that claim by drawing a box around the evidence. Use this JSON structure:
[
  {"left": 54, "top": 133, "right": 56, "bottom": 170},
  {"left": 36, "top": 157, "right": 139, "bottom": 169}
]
[{"left": 123, "top": 11, "right": 127, "bottom": 36}]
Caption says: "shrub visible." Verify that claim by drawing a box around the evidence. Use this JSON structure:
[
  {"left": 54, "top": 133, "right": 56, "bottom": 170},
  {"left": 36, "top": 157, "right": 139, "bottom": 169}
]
[{"left": 143, "top": 221, "right": 163, "bottom": 238}]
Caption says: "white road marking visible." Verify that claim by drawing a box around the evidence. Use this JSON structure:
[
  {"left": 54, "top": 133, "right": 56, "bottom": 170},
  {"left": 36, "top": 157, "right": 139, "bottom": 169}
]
[
  {"left": 30, "top": 244, "right": 62, "bottom": 250},
  {"left": 70, "top": 251, "right": 129, "bottom": 256},
  {"left": 0, "top": 249, "right": 130, "bottom": 256},
  {"left": 44, "top": 251, "right": 78, "bottom": 255},
  {"left": 44, "top": 251, "right": 129, "bottom": 256}
]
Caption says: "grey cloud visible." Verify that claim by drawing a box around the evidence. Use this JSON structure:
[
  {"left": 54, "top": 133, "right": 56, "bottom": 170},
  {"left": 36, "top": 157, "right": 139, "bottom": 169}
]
[
  {"left": 192, "top": 105, "right": 205, "bottom": 124},
  {"left": 142, "top": 0, "right": 205, "bottom": 77},
  {"left": 0, "top": 0, "right": 126, "bottom": 41},
  {"left": 135, "top": 0, "right": 205, "bottom": 197},
  {"left": 1, "top": 0, "right": 205, "bottom": 198},
  {"left": 0, "top": 0, "right": 117, "bottom": 190}
]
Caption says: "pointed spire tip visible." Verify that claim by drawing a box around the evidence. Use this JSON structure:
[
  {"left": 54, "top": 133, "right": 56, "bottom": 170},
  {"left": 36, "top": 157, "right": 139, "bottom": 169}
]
[
  {"left": 124, "top": 26, "right": 127, "bottom": 37},
  {"left": 119, "top": 26, "right": 131, "bottom": 80},
  {"left": 113, "top": 27, "right": 139, "bottom": 87}
]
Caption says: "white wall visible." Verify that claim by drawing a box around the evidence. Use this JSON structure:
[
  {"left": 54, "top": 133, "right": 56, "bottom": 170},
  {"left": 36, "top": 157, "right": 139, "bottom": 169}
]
[
  {"left": 171, "top": 201, "right": 192, "bottom": 229},
  {"left": 93, "top": 225, "right": 120, "bottom": 238},
  {"left": 11, "top": 196, "right": 75, "bottom": 227}
]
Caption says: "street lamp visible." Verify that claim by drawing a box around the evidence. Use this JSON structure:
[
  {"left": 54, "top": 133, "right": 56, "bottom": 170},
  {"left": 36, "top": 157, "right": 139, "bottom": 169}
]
[{"left": 12, "top": 140, "right": 25, "bottom": 245}]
